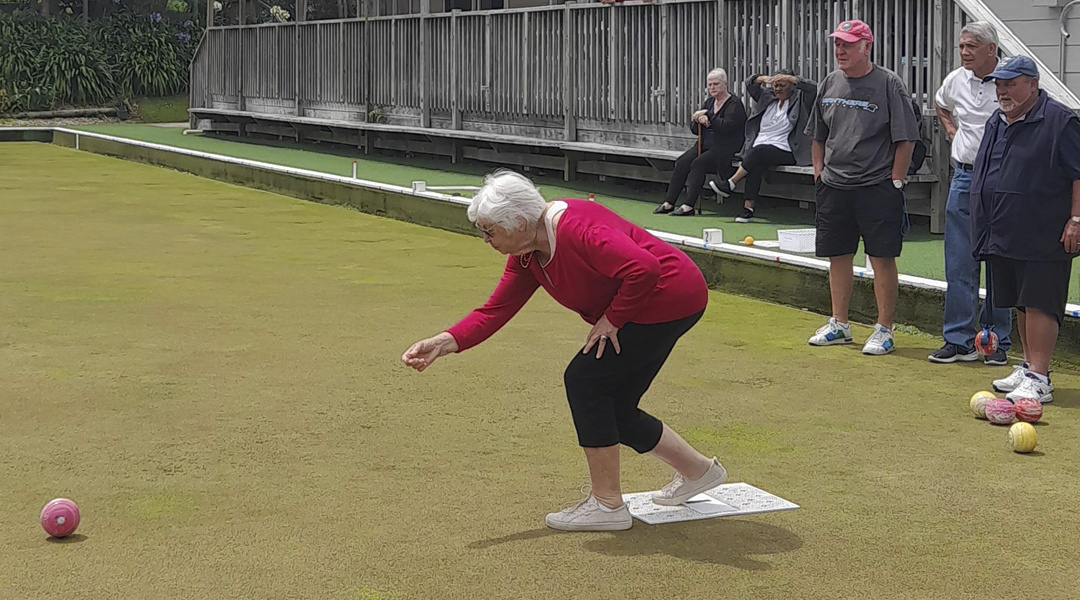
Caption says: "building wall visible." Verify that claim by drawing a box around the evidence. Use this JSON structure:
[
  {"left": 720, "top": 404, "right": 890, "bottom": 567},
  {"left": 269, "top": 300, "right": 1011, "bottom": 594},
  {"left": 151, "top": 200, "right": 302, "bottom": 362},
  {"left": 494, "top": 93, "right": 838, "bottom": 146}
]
[{"left": 980, "top": 0, "right": 1080, "bottom": 94}]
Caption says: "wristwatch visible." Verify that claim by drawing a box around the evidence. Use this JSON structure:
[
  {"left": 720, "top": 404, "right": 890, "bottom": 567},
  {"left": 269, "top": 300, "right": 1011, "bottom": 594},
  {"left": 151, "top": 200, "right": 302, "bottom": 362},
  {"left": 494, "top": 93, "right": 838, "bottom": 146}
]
[
  {"left": 1071, "top": 216, "right": 1080, "bottom": 223},
  {"left": 892, "top": 179, "right": 905, "bottom": 190}
]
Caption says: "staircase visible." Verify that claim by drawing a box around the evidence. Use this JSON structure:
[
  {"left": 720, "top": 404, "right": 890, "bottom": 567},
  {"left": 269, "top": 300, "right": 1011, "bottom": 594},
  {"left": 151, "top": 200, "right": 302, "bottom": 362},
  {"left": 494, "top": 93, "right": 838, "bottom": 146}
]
[{"left": 960, "top": 0, "right": 1080, "bottom": 107}]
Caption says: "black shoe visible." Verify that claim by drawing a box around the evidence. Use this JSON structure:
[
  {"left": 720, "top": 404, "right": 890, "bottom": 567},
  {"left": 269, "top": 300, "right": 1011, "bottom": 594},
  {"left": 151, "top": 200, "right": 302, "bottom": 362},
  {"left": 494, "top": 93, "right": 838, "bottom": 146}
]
[
  {"left": 708, "top": 179, "right": 733, "bottom": 199},
  {"left": 654, "top": 203, "right": 674, "bottom": 214},
  {"left": 984, "top": 348, "right": 1009, "bottom": 366},
  {"left": 735, "top": 208, "right": 755, "bottom": 223},
  {"left": 669, "top": 206, "right": 696, "bottom": 216},
  {"left": 927, "top": 343, "right": 979, "bottom": 364}
]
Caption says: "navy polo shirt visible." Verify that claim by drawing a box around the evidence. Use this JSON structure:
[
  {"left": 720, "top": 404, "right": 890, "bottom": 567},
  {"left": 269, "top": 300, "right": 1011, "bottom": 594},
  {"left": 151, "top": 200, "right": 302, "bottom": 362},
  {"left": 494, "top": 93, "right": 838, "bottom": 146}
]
[{"left": 979, "top": 114, "right": 1020, "bottom": 204}]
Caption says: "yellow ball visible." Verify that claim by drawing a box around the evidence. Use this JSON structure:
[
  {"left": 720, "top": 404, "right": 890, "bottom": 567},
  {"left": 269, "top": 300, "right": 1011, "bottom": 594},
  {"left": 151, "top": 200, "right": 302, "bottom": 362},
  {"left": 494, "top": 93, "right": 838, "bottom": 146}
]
[
  {"left": 970, "top": 391, "right": 996, "bottom": 419},
  {"left": 1008, "top": 422, "right": 1038, "bottom": 453},
  {"left": 744, "top": 236, "right": 755, "bottom": 246}
]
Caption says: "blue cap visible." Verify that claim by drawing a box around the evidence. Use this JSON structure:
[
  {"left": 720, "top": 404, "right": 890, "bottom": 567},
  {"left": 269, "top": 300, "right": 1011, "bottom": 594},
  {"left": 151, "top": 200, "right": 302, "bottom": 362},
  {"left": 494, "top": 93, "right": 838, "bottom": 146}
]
[{"left": 983, "top": 56, "right": 1039, "bottom": 82}]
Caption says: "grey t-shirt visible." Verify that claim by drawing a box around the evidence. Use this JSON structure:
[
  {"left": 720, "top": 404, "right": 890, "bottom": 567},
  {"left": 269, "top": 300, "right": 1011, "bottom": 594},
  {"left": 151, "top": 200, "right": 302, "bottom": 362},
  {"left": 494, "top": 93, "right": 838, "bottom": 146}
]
[{"left": 806, "top": 65, "right": 921, "bottom": 189}]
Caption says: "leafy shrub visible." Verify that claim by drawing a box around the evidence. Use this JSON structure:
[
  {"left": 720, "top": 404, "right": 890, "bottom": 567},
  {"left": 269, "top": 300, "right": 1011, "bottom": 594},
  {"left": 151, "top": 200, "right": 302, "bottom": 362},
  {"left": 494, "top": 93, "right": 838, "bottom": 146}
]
[{"left": 0, "top": 10, "right": 200, "bottom": 113}]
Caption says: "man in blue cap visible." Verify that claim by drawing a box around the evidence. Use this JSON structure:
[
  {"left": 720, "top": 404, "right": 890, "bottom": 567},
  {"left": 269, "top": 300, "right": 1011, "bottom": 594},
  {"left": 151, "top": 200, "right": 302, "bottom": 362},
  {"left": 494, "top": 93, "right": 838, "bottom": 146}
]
[{"left": 971, "top": 55, "right": 1080, "bottom": 403}]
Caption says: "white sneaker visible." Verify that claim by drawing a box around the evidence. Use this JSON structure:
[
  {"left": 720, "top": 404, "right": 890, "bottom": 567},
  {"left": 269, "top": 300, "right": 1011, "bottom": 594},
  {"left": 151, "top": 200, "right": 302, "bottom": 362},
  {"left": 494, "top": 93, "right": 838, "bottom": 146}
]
[
  {"left": 651, "top": 457, "right": 727, "bottom": 506},
  {"left": 1006, "top": 373, "right": 1054, "bottom": 404},
  {"left": 862, "top": 324, "right": 895, "bottom": 355},
  {"left": 545, "top": 490, "right": 632, "bottom": 531},
  {"left": 808, "top": 317, "right": 853, "bottom": 346},
  {"left": 993, "top": 363, "right": 1029, "bottom": 393}
]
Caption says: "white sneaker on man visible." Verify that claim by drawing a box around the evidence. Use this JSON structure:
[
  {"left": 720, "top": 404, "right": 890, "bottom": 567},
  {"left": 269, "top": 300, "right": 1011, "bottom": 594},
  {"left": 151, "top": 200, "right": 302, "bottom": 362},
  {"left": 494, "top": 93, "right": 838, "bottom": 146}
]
[
  {"left": 545, "top": 493, "right": 632, "bottom": 531},
  {"left": 651, "top": 457, "right": 727, "bottom": 506},
  {"left": 861, "top": 324, "right": 895, "bottom": 355},
  {"left": 808, "top": 317, "right": 853, "bottom": 346},
  {"left": 1006, "top": 372, "right": 1054, "bottom": 404},
  {"left": 993, "top": 363, "right": 1029, "bottom": 393}
]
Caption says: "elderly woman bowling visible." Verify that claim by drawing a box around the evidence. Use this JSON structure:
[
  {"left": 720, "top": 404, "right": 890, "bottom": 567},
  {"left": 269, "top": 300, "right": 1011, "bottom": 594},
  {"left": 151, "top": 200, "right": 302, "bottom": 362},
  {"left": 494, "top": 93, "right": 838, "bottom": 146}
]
[{"left": 401, "top": 170, "right": 727, "bottom": 532}]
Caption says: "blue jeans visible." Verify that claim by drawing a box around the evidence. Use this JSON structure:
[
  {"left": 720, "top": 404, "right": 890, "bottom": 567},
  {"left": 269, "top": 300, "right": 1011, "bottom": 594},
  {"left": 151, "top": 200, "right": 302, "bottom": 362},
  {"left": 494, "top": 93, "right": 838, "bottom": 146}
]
[{"left": 943, "top": 167, "right": 1012, "bottom": 351}]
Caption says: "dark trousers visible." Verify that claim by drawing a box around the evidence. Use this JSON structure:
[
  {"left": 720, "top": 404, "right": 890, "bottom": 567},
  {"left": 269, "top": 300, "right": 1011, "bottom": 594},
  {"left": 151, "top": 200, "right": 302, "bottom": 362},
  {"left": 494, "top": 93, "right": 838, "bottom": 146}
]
[
  {"left": 666, "top": 146, "right": 723, "bottom": 208},
  {"left": 741, "top": 144, "right": 795, "bottom": 202}
]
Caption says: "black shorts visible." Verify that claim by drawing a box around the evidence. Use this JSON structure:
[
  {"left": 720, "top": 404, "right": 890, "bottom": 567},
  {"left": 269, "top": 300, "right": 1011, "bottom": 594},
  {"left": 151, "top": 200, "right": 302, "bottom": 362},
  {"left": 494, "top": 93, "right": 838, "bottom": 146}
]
[
  {"left": 815, "top": 179, "right": 906, "bottom": 258},
  {"left": 988, "top": 256, "right": 1073, "bottom": 326},
  {"left": 563, "top": 310, "right": 703, "bottom": 453}
]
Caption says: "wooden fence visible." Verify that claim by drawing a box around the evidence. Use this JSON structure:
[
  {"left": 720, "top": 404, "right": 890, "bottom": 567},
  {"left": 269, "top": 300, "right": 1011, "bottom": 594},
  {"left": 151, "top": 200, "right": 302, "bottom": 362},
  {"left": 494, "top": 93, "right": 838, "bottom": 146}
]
[{"left": 191, "top": 0, "right": 971, "bottom": 152}]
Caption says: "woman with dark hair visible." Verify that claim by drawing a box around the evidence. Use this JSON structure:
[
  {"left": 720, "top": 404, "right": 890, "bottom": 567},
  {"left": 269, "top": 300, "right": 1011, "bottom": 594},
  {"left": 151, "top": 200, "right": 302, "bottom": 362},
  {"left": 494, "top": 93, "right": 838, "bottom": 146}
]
[
  {"left": 710, "top": 69, "right": 818, "bottom": 223},
  {"left": 655, "top": 68, "right": 747, "bottom": 217}
]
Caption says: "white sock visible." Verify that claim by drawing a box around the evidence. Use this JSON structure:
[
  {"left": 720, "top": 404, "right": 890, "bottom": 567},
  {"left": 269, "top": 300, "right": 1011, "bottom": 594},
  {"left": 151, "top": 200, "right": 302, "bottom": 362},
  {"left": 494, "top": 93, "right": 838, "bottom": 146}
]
[
  {"left": 597, "top": 501, "right": 620, "bottom": 512},
  {"left": 1031, "top": 372, "right": 1050, "bottom": 384}
]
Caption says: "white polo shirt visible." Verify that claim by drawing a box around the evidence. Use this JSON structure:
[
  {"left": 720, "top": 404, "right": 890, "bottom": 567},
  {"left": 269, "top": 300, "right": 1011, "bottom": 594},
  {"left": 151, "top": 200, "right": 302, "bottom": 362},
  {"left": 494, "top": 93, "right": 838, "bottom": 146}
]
[{"left": 934, "top": 63, "right": 1001, "bottom": 165}]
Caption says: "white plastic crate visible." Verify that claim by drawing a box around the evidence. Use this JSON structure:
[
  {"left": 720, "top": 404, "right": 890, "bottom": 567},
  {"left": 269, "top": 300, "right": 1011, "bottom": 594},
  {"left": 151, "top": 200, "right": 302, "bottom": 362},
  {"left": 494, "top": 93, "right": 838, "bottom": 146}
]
[{"left": 777, "top": 228, "right": 816, "bottom": 253}]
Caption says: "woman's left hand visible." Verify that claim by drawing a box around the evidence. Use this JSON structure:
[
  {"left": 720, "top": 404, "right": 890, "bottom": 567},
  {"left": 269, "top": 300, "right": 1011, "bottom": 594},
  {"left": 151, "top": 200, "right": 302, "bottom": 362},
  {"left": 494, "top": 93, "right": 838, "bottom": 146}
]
[{"left": 583, "top": 315, "right": 621, "bottom": 359}]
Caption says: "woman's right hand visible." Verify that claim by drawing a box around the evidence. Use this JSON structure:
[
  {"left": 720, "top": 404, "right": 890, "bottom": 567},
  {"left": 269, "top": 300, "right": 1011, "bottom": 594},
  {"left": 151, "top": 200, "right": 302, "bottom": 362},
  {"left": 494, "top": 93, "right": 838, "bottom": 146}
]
[{"left": 401, "top": 332, "right": 459, "bottom": 372}]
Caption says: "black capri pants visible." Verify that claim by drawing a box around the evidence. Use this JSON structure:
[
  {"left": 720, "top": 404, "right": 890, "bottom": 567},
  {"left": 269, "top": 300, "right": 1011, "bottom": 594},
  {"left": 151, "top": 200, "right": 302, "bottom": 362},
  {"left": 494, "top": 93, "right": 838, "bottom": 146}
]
[{"left": 563, "top": 310, "right": 704, "bottom": 453}]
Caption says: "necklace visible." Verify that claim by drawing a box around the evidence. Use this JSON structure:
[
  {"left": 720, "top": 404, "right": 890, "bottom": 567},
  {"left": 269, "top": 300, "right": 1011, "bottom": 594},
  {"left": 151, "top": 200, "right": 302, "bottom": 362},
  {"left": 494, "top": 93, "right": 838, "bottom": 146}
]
[{"left": 519, "top": 252, "right": 533, "bottom": 269}]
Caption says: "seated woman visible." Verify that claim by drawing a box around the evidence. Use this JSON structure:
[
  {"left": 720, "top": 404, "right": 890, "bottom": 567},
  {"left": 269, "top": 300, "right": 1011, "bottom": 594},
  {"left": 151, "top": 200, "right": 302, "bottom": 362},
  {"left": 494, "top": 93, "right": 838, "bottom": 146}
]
[
  {"left": 709, "top": 69, "right": 817, "bottom": 223},
  {"left": 655, "top": 68, "right": 747, "bottom": 217}
]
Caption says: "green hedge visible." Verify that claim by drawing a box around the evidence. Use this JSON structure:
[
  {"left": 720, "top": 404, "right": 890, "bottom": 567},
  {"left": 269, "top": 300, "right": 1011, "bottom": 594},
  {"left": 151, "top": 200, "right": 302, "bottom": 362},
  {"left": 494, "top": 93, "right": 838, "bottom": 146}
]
[{"left": 0, "top": 10, "right": 200, "bottom": 113}]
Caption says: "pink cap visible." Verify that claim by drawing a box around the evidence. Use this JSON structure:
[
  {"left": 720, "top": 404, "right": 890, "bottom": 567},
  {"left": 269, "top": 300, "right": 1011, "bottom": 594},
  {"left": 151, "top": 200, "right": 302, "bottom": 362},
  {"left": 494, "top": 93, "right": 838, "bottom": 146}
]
[{"left": 829, "top": 19, "right": 873, "bottom": 43}]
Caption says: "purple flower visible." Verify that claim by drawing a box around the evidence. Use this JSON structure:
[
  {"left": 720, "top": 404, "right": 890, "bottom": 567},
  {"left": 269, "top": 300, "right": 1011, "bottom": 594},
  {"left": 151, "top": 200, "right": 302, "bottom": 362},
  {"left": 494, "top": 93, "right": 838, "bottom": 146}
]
[
  {"left": 183, "top": 20, "right": 193, "bottom": 28},
  {"left": 177, "top": 32, "right": 191, "bottom": 43},
  {"left": 149, "top": 12, "right": 162, "bottom": 23}
]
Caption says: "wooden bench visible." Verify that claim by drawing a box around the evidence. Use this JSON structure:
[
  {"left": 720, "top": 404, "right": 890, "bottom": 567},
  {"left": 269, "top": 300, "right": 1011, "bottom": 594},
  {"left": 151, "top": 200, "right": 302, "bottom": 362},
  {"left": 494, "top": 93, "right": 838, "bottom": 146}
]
[{"left": 190, "top": 107, "right": 939, "bottom": 218}]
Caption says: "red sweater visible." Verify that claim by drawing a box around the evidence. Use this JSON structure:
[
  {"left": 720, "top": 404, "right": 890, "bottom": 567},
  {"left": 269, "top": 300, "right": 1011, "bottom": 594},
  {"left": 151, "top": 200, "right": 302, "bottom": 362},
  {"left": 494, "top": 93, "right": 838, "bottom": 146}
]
[{"left": 447, "top": 199, "right": 709, "bottom": 351}]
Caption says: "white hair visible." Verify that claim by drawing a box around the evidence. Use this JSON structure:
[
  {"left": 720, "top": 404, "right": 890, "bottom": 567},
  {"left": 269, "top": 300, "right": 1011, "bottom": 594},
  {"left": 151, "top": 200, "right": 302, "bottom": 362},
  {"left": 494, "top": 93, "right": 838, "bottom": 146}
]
[
  {"left": 467, "top": 169, "right": 547, "bottom": 231},
  {"left": 707, "top": 68, "right": 728, "bottom": 83},
  {"left": 961, "top": 21, "right": 999, "bottom": 47}
]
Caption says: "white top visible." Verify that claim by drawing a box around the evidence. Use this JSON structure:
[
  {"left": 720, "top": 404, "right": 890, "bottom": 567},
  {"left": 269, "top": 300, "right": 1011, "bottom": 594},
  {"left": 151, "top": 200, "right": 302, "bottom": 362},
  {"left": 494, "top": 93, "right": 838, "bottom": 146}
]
[
  {"left": 934, "top": 63, "right": 1001, "bottom": 165},
  {"left": 540, "top": 200, "right": 568, "bottom": 268},
  {"left": 753, "top": 100, "right": 793, "bottom": 152}
]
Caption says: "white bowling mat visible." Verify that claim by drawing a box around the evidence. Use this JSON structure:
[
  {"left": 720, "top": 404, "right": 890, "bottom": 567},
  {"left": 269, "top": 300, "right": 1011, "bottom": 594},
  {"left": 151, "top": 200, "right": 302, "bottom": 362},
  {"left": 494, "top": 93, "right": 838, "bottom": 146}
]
[{"left": 621, "top": 483, "right": 799, "bottom": 525}]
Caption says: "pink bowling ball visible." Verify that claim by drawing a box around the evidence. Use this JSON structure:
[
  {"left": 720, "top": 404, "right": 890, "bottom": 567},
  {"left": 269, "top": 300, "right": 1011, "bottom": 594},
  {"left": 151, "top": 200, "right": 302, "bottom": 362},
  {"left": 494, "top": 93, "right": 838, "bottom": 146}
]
[
  {"left": 1013, "top": 397, "right": 1043, "bottom": 423},
  {"left": 40, "top": 498, "right": 80, "bottom": 538},
  {"left": 984, "top": 399, "right": 1016, "bottom": 425}
]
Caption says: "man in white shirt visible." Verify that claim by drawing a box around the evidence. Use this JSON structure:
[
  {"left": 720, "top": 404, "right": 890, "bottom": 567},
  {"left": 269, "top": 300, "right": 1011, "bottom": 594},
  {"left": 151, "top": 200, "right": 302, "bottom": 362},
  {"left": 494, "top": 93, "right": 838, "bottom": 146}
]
[{"left": 929, "top": 21, "right": 1013, "bottom": 366}]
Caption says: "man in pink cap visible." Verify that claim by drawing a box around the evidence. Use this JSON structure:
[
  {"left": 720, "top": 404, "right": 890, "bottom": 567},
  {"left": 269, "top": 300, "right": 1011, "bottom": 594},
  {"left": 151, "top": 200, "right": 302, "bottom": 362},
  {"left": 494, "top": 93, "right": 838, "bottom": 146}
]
[{"left": 805, "top": 19, "right": 922, "bottom": 355}]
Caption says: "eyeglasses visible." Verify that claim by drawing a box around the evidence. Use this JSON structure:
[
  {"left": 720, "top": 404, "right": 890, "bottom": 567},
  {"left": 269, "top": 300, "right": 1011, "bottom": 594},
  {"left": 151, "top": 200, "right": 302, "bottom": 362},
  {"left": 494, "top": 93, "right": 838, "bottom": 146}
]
[{"left": 475, "top": 223, "right": 496, "bottom": 237}]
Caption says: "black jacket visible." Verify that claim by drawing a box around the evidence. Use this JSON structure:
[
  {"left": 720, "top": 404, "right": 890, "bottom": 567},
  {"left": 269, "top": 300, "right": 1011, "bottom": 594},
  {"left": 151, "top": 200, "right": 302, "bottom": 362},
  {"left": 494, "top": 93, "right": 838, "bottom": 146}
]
[
  {"left": 691, "top": 94, "right": 747, "bottom": 161},
  {"left": 971, "top": 90, "right": 1080, "bottom": 262},
  {"left": 740, "top": 74, "right": 818, "bottom": 166}
]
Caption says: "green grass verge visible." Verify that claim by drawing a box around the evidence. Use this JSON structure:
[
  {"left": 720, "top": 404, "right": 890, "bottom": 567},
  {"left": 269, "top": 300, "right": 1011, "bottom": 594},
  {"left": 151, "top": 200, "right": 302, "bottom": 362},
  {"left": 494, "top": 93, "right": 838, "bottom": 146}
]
[
  {"left": 3, "top": 142, "right": 1080, "bottom": 599},
  {"left": 133, "top": 95, "right": 189, "bottom": 124},
  {"left": 70, "top": 123, "right": 1080, "bottom": 299}
]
